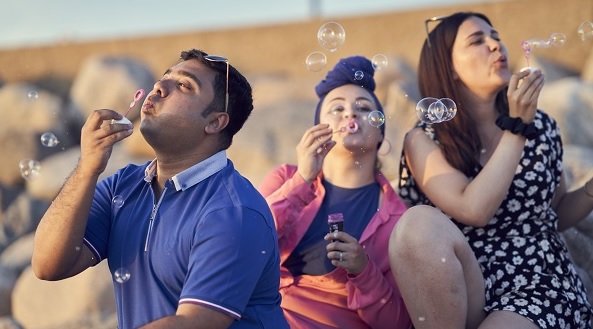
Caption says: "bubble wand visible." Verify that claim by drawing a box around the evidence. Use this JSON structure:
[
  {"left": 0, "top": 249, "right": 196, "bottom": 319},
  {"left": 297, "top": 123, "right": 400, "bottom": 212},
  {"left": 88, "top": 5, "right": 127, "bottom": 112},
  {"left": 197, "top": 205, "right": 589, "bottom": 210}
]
[{"left": 111, "top": 89, "right": 145, "bottom": 124}]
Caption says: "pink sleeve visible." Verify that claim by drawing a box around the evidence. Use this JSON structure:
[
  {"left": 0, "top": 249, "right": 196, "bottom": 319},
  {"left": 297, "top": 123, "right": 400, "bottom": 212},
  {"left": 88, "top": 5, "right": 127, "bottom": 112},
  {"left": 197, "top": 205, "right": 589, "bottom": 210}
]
[
  {"left": 346, "top": 253, "right": 412, "bottom": 328},
  {"left": 257, "top": 165, "right": 316, "bottom": 240}
]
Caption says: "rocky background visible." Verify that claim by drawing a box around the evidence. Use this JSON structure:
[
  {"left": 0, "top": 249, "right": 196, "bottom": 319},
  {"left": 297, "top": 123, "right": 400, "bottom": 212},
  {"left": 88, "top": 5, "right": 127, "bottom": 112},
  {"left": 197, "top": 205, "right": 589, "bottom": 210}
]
[{"left": 0, "top": 0, "right": 592, "bottom": 328}]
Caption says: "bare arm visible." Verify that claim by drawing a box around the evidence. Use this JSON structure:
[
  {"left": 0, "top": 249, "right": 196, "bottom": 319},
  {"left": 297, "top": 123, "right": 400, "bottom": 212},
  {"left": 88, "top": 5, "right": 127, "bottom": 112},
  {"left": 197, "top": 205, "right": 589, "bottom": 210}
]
[
  {"left": 553, "top": 174, "right": 593, "bottom": 231},
  {"left": 139, "top": 304, "right": 234, "bottom": 329},
  {"left": 404, "top": 129, "right": 525, "bottom": 226},
  {"left": 404, "top": 69, "right": 545, "bottom": 227},
  {"left": 32, "top": 109, "right": 133, "bottom": 280}
]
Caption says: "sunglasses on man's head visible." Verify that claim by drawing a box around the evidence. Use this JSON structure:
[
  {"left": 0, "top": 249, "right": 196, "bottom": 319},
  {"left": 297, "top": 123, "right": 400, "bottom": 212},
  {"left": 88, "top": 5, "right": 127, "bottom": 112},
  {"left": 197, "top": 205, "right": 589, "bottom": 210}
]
[
  {"left": 204, "top": 55, "right": 229, "bottom": 113},
  {"left": 424, "top": 15, "right": 450, "bottom": 48}
]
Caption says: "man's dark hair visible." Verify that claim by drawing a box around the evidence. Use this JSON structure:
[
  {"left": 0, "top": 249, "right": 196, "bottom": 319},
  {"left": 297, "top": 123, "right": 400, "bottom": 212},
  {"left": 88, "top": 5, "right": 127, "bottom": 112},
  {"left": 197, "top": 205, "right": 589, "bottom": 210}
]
[{"left": 179, "top": 49, "right": 254, "bottom": 150}]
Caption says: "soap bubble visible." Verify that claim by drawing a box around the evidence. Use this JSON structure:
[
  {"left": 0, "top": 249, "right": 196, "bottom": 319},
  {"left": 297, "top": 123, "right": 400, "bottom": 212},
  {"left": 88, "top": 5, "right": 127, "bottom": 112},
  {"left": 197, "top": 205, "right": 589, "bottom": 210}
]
[
  {"left": 367, "top": 110, "right": 385, "bottom": 127},
  {"left": 19, "top": 159, "right": 41, "bottom": 180},
  {"left": 550, "top": 33, "right": 566, "bottom": 47},
  {"left": 371, "top": 54, "right": 388, "bottom": 71},
  {"left": 578, "top": 21, "right": 593, "bottom": 41},
  {"left": 112, "top": 195, "right": 125, "bottom": 209},
  {"left": 114, "top": 268, "right": 131, "bottom": 283},
  {"left": 27, "top": 91, "right": 38, "bottom": 100},
  {"left": 305, "top": 52, "right": 327, "bottom": 72},
  {"left": 438, "top": 98, "right": 457, "bottom": 122},
  {"left": 354, "top": 70, "right": 364, "bottom": 80},
  {"left": 317, "top": 22, "right": 346, "bottom": 52},
  {"left": 40, "top": 132, "right": 60, "bottom": 147},
  {"left": 416, "top": 97, "right": 457, "bottom": 124}
]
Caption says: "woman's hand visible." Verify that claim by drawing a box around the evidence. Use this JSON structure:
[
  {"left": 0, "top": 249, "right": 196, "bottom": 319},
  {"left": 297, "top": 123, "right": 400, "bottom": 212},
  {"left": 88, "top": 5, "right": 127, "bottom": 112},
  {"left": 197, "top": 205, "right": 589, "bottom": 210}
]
[
  {"left": 296, "top": 124, "right": 336, "bottom": 184},
  {"left": 507, "top": 68, "right": 545, "bottom": 123},
  {"left": 325, "top": 231, "right": 368, "bottom": 275}
]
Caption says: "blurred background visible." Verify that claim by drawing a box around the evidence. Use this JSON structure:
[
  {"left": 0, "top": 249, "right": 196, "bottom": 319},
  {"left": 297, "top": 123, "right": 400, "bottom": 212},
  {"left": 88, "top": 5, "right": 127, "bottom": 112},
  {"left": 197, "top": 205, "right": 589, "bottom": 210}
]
[{"left": 0, "top": 0, "right": 592, "bottom": 328}]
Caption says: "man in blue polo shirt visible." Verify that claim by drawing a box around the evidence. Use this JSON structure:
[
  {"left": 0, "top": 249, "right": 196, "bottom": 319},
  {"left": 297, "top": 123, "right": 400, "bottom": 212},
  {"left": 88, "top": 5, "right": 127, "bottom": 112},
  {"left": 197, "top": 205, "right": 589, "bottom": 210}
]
[{"left": 32, "top": 49, "right": 289, "bottom": 329}]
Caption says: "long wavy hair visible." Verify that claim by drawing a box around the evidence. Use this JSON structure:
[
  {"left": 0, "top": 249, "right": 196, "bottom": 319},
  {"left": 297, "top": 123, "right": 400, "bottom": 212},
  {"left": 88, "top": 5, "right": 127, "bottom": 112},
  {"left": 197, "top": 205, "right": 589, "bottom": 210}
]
[{"left": 418, "top": 12, "right": 509, "bottom": 176}]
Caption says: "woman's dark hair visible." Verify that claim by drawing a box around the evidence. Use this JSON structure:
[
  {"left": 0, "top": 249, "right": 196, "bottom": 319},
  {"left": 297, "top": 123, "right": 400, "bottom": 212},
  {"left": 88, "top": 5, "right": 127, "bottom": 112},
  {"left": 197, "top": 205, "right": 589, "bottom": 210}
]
[
  {"left": 418, "top": 12, "right": 509, "bottom": 175},
  {"left": 179, "top": 49, "right": 254, "bottom": 150}
]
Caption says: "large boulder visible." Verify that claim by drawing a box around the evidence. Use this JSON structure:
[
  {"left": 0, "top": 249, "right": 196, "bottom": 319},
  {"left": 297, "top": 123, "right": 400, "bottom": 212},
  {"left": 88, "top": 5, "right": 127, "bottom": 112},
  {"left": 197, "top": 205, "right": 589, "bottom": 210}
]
[
  {"left": 69, "top": 55, "right": 155, "bottom": 122},
  {"left": 12, "top": 263, "right": 115, "bottom": 329}
]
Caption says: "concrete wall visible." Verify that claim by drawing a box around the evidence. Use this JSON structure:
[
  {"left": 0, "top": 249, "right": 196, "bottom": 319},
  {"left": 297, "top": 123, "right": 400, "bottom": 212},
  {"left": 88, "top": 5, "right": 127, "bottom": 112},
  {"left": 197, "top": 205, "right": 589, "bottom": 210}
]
[{"left": 0, "top": 0, "right": 591, "bottom": 84}]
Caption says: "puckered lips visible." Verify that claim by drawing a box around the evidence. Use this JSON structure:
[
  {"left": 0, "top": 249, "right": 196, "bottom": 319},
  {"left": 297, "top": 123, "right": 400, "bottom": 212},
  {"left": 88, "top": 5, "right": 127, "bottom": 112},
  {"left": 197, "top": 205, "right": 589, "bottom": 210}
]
[{"left": 346, "top": 120, "right": 359, "bottom": 134}]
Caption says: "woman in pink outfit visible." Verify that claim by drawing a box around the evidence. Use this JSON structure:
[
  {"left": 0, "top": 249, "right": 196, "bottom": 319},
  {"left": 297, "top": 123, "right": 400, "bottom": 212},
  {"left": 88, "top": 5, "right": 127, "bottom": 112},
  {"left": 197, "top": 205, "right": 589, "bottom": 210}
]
[{"left": 258, "top": 56, "right": 412, "bottom": 329}]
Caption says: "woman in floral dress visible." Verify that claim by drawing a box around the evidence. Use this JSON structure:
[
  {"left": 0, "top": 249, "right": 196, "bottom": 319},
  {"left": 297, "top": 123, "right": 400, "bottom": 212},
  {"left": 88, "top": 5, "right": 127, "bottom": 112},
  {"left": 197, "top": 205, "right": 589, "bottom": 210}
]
[{"left": 389, "top": 11, "right": 593, "bottom": 329}]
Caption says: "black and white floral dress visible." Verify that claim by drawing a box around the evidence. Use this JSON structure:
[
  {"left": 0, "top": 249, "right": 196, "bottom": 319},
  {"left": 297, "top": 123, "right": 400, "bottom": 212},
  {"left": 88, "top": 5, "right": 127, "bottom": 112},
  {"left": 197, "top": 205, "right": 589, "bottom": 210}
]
[{"left": 398, "top": 110, "right": 593, "bottom": 328}]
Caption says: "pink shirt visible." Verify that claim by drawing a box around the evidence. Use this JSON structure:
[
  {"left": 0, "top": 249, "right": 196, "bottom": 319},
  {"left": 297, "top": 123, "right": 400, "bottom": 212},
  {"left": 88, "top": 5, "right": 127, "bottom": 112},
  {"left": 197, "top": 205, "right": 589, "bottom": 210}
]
[{"left": 258, "top": 164, "right": 412, "bottom": 329}]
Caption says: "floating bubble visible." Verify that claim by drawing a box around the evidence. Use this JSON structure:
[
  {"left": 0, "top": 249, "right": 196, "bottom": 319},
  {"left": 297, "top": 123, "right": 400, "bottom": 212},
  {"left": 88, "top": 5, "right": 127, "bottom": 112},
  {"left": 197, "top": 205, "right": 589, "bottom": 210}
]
[
  {"left": 418, "top": 316, "right": 426, "bottom": 322},
  {"left": 550, "top": 33, "right": 566, "bottom": 47},
  {"left": 305, "top": 52, "right": 327, "bottom": 72},
  {"left": 40, "top": 132, "right": 60, "bottom": 147},
  {"left": 578, "top": 21, "right": 593, "bottom": 41},
  {"left": 112, "top": 195, "right": 125, "bottom": 208},
  {"left": 371, "top": 54, "right": 388, "bottom": 71},
  {"left": 114, "top": 268, "right": 131, "bottom": 283},
  {"left": 367, "top": 110, "right": 385, "bottom": 127},
  {"left": 438, "top": 98, "right": 457, "bottom": 122},
  {"left": 317, "top": 21, "right": 346, "bottom": 52},
  {"left": 19, "top": 159, "right": 41, "bottom": 180},
  {"left": 354, "top": 70, "right": 364, "bottom": 80},
  {"left": 27, "top": 91, "right": 38, "bottom": 100},
  {"left": 416, "top": 97, "right": 457, "bottom": 124}
]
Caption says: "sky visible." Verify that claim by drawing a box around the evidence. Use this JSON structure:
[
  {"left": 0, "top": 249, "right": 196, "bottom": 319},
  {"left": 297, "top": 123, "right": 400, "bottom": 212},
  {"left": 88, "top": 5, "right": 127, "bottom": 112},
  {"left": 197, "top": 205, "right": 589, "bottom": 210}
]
[{"left": 1, "top": 0, "right": 488, "bottom": 50}]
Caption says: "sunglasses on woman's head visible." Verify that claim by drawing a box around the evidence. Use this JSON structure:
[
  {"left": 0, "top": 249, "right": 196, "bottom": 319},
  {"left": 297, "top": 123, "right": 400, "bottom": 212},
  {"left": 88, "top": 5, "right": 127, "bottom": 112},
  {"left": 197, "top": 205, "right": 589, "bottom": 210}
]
[{"left": 424, "top": 15, "right": 450, "bottom": 48}]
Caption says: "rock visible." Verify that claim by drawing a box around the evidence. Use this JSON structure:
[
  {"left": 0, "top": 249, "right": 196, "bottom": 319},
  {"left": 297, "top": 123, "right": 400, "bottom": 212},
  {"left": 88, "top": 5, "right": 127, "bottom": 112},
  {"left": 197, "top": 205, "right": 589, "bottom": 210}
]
[
  {"left": 69, "top": 55, "right": 155, "bottom": 122},
  {"left": 538, "top": 77, "right": 593, "bottom": 147},
  {"left": 12, "top": 263, "right": 115, "bottom": 329},
  {"left": 0, "top": 84, "right": 78, "bottom": 186}
]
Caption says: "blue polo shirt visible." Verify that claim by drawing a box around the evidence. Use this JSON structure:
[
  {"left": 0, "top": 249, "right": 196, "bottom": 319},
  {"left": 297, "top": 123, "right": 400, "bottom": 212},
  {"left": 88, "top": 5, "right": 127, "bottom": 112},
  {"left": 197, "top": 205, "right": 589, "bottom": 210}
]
[{"left": 83, "top": 151, "right": 288, "bottom": 329}]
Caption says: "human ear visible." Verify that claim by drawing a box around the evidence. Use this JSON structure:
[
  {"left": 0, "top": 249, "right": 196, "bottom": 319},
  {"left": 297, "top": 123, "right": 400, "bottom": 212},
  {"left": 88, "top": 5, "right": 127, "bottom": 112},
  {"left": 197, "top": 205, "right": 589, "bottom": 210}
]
[{"left": 204, "top": 113, "right": 229, "bottom": 134}]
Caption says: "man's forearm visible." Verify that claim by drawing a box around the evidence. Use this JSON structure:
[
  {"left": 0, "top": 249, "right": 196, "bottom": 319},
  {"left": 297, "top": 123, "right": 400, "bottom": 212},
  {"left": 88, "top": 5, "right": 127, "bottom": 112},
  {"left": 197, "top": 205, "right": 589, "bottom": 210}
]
[{"left": 32, "top": 165, "right": 100, "bottom": 280}]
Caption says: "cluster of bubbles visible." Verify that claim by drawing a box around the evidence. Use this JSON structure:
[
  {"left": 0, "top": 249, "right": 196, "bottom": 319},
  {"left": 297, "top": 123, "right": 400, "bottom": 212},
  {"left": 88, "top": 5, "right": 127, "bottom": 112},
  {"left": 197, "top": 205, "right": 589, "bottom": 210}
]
[
  {"left": 521, "top": 32, "right": 567, "bottom": 53},
  {"left": 305, "top": 22, "right": 389, "bottom": 74},
  {"left": 415, "top": 97, "right": 457, "bottom": 124},
  {"left": 19, "top": 131, "right": 60, "bottom": 179},
  {"left": 19, "top": 92, "right": 61, "bottom": 179},
  {"left": 521, "top": 32, "right": 566, "bottom": 67},
  {"left": 521, "top": 21, "right": 593, "bottom": 67},
  {"left": 305, "top": 21, "right": 346, "bottom": 72}
]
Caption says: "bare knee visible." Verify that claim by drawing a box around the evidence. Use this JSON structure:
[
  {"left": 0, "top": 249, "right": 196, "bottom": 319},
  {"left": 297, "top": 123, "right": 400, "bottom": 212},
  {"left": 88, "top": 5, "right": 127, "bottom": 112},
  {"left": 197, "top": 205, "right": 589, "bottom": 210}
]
[{"left": 389, "top": 205, "right": 464, "bottom": 265}]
